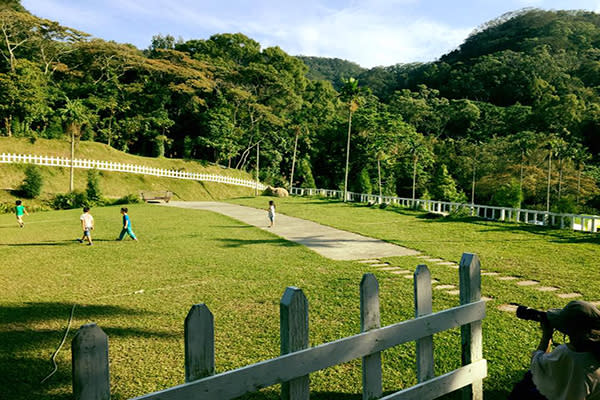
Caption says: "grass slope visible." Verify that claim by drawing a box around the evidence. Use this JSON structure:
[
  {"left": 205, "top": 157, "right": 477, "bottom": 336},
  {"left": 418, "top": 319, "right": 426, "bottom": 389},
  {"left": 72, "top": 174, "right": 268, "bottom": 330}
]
[
  {"left": 2, "top": 199, "right": 598, "bottom": 399},
  {"left": 0, "top": 138, "right": 256, "bottom": 206}
]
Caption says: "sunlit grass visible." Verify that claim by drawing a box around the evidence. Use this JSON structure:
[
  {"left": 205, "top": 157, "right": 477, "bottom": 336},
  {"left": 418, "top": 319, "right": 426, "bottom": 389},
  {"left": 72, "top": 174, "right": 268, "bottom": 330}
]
[{"left": 3, "top": 199, "right": 598, "bottom": 399}]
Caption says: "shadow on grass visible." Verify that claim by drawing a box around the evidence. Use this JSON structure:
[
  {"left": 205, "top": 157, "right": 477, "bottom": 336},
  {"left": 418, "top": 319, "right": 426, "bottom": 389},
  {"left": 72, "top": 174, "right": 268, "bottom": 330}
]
[
  {"left": 2, "top": 238, "right": 120, "bottom": 247},
  {"left": 0, "top": 302, "right": 170, "bottom": 400},
  {"left": 379, "top": 207, "right": 600, "bottom": 245},
  {"left": 428, "top": 216, "right": 600, "bottom": 245},
  {"left": 3, "top": 239, "right": 79, "bottom": 247},
  {"left": 212, "top": 225, "right": 254, "bottom": 229},
  {"left": 476, "top": 223, "right": 600, "bottom": 245},
  {"left": 218, "top": 238, "right": 300, "bottom": 248}
]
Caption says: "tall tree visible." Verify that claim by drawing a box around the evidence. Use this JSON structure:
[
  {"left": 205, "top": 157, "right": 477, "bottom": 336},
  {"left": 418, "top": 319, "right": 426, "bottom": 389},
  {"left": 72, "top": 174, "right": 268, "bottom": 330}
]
[{"left": 59, "top": 98, "right": 89, "bottom": 191}]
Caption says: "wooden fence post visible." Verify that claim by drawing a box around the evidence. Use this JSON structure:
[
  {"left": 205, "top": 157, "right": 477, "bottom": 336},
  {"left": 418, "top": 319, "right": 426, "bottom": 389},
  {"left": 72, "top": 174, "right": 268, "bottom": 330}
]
[
  {"left": 281, "top": 287, "right": 309, "bottom": 400},
  {"left": 185, "top": 304, "right": 215, "bottom": 382},
  {"left": 360, "top": 273, "right": 382, "bottom": 400},
  {"left": 459, "top": 253, "right": 483, "bottom": 400},
  {"left": 414, "top": 265, "right": 435, "bottom": 382},
  {"left": 72, "top": 323, "right": 110, "bottom": 400}
]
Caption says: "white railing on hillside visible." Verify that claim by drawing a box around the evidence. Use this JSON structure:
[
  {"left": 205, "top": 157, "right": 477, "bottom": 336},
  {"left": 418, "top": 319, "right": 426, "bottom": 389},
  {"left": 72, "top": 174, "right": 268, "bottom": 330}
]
[
  {"left": 70, "top": 254, "right": 486, "bottom": 400},
  {"left": 291, "top": 187, "right": 600, "bottom": 233},
  {"left": 0, "top": 153, "right": 266, "bottom": 190}
]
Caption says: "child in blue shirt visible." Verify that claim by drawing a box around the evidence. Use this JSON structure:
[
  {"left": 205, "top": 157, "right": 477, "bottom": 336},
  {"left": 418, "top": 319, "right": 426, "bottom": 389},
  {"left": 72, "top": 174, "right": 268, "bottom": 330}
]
[{"left": 117, "top": 207, "right": 138, "bottom": 241}]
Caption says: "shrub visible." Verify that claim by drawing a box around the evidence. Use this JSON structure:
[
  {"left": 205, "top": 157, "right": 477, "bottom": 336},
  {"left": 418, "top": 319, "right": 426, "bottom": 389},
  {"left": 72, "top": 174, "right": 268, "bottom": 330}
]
[
  {"left": 491, "top": 179, "right": 522, "bottom": 208},
  {"left": 50, "top": 191, "right": 89, "bottom": 210},
  {"left": 553, "top": 196, "right": 577, "bottom": 214},
  {"left": 20, "top": 165, "right": 43, "bottom": 198},
  {"left": 183, "top": 136, "right": 193, "bottom": 159},
  {"left": 86, "top": 169, "right": 102, "bottom": 203},
  {"left": 298, "top": 159, "right": 316, "bottom": 188},
  {"left": 355, "top": 167, "right": 372, "bottom": 194},
  {"left": 430, "top": 164, "right": 466, "bottom": 203},
  {"left": 447, "top": 204, "right": 474, "bottom": 219},
  {"left": 112, "top": 193, "right": 142, "bottom": 205},
  {"left": 0, "top": 202, "right": 15, "bottom": 214}
]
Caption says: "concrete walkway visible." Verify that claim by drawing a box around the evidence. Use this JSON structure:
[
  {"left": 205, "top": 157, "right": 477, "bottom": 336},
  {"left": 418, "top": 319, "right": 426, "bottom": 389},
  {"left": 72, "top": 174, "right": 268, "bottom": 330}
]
[{"left": 163, "top": 201, "right": 420, "bottom": 261}]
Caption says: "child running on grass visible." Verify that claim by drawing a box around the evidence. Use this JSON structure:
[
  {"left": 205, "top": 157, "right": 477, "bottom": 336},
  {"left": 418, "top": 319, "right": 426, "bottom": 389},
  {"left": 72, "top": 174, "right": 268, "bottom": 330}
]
[
  {"left": 15, "top": 200, "right": 28, "bottom": 228},
  {"left": 116, "top": 207, "right": 137, "bottom": 241},
  {"left": 78, "top": 206, "right": 94, "bottom": 246},
  {"left": 267, "top": 200, "right": 275, "bottom": 228}
]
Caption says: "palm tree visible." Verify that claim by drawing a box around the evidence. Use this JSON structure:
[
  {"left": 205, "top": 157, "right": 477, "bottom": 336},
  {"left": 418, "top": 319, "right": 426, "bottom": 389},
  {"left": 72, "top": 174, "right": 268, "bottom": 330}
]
[
  {"left": 59, "top": 98, "right": 89, "bottom": 192},
  {"left": 339, "top": 77, "right": 361, "bottom": 202}
]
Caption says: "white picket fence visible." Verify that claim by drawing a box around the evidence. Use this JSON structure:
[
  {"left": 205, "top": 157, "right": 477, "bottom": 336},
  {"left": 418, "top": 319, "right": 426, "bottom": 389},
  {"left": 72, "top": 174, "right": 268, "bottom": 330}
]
[
  {"left": 0, "top": 153, "right": 266, "bottom": 190},
  {"left": 291, "top": 187, "right": 600, "bottom": 233},
  {"left": 71, "top": 253, "right": 486, "bottom": 400}
]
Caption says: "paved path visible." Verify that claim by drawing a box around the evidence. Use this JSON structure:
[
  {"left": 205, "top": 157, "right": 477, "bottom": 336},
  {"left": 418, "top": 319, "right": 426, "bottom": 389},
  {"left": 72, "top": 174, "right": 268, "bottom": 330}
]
[{"left": 163, "top": 201, "right": 420, "bottom": 261}]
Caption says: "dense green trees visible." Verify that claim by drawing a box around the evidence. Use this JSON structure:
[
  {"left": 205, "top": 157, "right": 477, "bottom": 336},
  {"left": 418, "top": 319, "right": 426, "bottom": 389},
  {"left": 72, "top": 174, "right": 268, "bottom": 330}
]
[{"left": 1, "top": 3, "right": 599, "bottom": 212}]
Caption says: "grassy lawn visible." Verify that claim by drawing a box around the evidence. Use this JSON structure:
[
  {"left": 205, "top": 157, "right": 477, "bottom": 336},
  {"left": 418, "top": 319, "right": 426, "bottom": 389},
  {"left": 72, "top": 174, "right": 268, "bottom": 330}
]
[
  {"left": 2, "top": 198, "right": 598, "bottom": 399},
  {"left": 0, "top": 137, "right": 255, "bottom": 209},
  {"left": 0, "top": 163, "right": 254, "bottom": 209},
  {"left": 0, "top": 137, "right": 251, "bottom": 177},
  {"left": 229, "top": 196, "right": 600, "bottom": 300}
]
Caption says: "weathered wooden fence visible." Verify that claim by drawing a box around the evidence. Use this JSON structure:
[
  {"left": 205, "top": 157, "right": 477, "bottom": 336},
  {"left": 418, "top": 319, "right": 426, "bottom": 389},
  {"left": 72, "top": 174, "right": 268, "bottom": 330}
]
[
  {"left": 291, "top": 187, "right": 600, "bottom": 233},
  {"left": 0, "top": 153, "right": 266, "bottom": 190},
  {"left": 71, "top": 253, "right": 486, "bottom": 400}
]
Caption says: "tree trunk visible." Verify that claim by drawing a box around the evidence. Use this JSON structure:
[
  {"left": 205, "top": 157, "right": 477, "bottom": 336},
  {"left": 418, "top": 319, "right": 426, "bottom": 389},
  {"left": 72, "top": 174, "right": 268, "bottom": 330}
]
[
  {"left": 255, "top": 142, "right": 259, "bottom": 196},
  {"left": 289, "top": 127, "right": 300, "bottom": 191},
  {"left": 577, "top": 167, "right": 582, "bottom": 205},
  {"left": 4, "top": 116, "right": 11, "bottom": 137},
  {"left": 377, "top": 157, "right": 382, "bottom": 201},
  {"left": 412, "top": 155, "right": 418, "bottom": 202},
  {"left": 519, "top": 151, "right": 524, "bottom": 209},
  {"left": 107, "top": 111, "right": 114, "bottom": 147},
  {"left": 546, "top": 151, "right": 552, "bottom": 213},
  {"left": 70, "top": 128, "right": 75, "bottom": 192},
  {"left": 557, "top": 157, "right": 563, "bottom": 201},
  {"left": 471, "top": 163, "right": 476, "bottom": 205},
  {"left": 343, "top": 108, "right": 352, "bottom": 202}
]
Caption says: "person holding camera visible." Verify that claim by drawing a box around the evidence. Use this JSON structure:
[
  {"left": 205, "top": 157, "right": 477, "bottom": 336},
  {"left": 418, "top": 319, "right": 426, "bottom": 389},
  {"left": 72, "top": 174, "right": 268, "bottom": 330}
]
[{"left": 509, "top": 300, "right": 600, "bottom": 400}]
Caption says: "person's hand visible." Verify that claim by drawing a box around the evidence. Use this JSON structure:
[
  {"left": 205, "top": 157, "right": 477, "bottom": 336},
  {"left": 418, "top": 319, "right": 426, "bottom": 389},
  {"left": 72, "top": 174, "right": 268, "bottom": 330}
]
[{"left": 535, "top": 317, "right": 554, "bottom": 353}]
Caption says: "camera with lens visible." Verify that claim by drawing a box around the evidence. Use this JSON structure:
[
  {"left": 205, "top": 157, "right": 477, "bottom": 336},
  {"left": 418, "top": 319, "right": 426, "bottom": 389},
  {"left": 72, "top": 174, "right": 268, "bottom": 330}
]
[{"left": 516, "top": 305, "right": 549, "bottom": 323}]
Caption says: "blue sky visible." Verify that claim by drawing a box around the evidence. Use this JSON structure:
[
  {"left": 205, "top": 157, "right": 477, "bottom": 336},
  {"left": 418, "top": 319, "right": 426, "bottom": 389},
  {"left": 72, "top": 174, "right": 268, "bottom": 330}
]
[{"left": 21, "top": 0, "right": 600, "bottom": 68}]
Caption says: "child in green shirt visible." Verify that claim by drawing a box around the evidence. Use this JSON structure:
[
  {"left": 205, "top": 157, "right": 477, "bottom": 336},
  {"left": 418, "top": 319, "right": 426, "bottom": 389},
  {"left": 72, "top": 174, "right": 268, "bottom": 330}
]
[{"left": 15, "top": 200, "right": 28, "bottom": 228}]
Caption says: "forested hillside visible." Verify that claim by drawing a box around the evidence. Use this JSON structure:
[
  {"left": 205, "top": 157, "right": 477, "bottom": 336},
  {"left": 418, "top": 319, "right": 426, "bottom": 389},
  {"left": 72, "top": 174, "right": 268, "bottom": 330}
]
[
  {"left": 1, "top": 1, "right": 599, "bottom": 213},
  {"left": 296, "top": 56, "right": 365, "bottom": 90}
]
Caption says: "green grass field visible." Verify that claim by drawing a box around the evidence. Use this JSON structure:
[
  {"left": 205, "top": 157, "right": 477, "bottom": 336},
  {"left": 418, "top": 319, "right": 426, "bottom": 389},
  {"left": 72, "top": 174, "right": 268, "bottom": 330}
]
[{"left": 2, "top": 198, "right": 598, "bottom": 399}]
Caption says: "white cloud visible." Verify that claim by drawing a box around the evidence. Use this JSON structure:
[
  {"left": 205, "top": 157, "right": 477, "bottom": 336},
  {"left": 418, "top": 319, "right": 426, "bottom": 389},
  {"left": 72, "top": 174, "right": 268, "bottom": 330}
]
[
  {"left": 236, "top": 4, "right": 473, "bottom": 67},
  {"left": 24, "top": 0, "right": 597, "bottom": 68}
]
